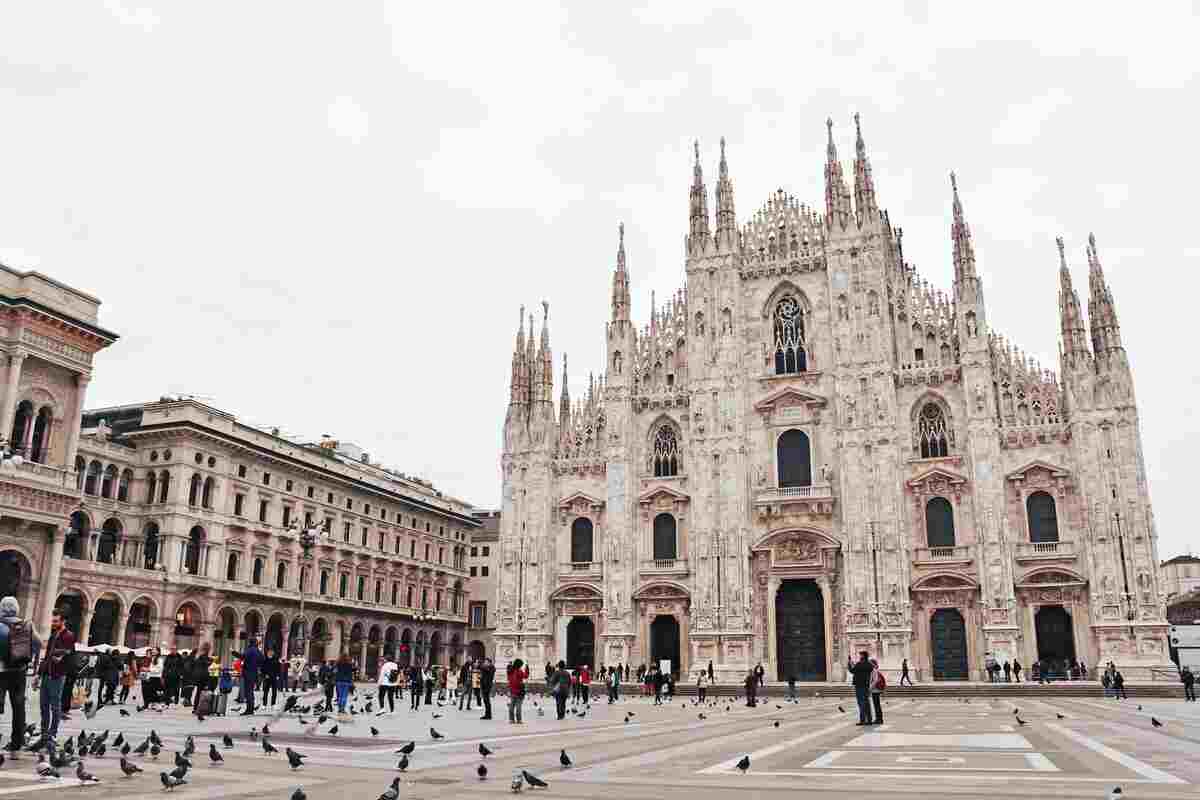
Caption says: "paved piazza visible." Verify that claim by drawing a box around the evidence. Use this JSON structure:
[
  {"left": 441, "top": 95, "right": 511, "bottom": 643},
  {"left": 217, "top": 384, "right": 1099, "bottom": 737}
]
[{"left": 0, "top": 690, "right": 1197, "bottom": 799}]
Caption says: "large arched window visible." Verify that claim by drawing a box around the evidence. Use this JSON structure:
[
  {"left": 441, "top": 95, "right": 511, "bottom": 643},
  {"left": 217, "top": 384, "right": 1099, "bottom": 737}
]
[
  {"left": 276, "top": 562, "right": 288, "bottom": 589},
  {"left": 66, "top": 511, "right": 89, "bottom": 560},
  {"left": 226, "top": 552, "right": 239, "bottom": 581},
  {"left": 158, "top": 470, "right": 170, "bottom": 503},
  {"left": 30, "top": 407, "right": 51, "bottom": 463},
  {"left": 101, "top": 465, "right": 117, "bottom": 499},
  {"left": 188, "top": 473, "right": 201, "bottom": 506},
  {"left": 652, "top": 424, "right": 680, "bottom": 477},
  {"left": 357, "top": 576, "right": 366, "bottom": 601},
  {"left": 571, "top": 518, "right": 594, "bottom": 563},
  {"left": 375, "top": 580, "right": 383, "bottom": 603},
  {"left": 145, "top": 471, "right": 157, "bottom": 504},
  {"left": 406, "top": 585, "right": 415, "bottom": 607},
  {"left": 84, "top": 461, "right": 101, "bottom": 495},
  {"left": 319, "top": 570, "right": 329, "bottom": 595},
  {"left": 925, "top": 497, "right": 956, "bottom": 548},
  {"left": 917, "top": 403, "right": 950, "bottom": 458},
  {"left": 143, "top": 523, "right": 160, "bottom": 569},
  {"left": 184, "top": 526, "right": 204, "bottom": 575},
  {"left": 202, "top": 477, "right": 214, "bottom": 509},
  {"left": 1026, "top": 491, "right": 1060, "bottom": 543},
  {"left": 653, "top": 513, "right": 677, "bottom": 560},
  {"left": 8, "top": 402, "right": 32, "bottom": 455},
  {"left": 339, "top": 573, "right": 349, "bottom": 599},
  {"left": 776, "top": 429, "right": 812, "bottom": 488},
  {"left": 252, "top": 558, "right": 264, "bottom": 585},
  {"left": 74, "top": 456, "right": 86, "bottom": 491},
  {"left": 97, "top": 518, "right": 121, "bottom": 564},
  {"left": 773, "top": 294, "right": 807, "bottom": 374},
  {"left": 118, "top": 469, "right": 132, "bottom": 502}
]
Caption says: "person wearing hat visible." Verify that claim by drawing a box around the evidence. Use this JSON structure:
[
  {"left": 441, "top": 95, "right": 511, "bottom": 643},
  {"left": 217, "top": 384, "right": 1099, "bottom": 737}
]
[{"left": 0, "top": 596, "right": 38, "bottom": 751}]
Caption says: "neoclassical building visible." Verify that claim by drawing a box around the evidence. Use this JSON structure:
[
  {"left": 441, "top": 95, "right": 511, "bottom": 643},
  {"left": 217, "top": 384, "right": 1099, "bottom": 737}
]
[
  {"left": 0, "top": 264, "right": 117, "bottom": 637},
  {"left": 494, "top": 117, "right": 1171, "bottom": 681},
  {"left": 62, "top": 399, "right": 479, "bottom": 675}
]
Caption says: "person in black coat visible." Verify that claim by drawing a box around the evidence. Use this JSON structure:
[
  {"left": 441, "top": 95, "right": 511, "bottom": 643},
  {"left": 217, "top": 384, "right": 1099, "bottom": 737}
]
[
  {"left": 478, "top": 658, "right": 496, "bottom": 720},
  {"left": 190, "top": 643, "right": 213, "bottom": 716},
  {"left": 261, "top": 649, "right": 281, "bottom": 709},
  {"left": 162, "top": 646, "right": 184, "bottom": 706},
  {"left": 408, "top": 664, "right": 423, "bottom": 711}
]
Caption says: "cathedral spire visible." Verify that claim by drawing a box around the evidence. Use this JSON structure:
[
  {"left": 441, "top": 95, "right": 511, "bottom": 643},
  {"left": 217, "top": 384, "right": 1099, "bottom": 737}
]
[
  {"left": 950, "top": 172, "right": 977, "bottom": 283},
  {"left": 1057, "top": 236, "right": 1091, "bottom": 369},
  {"left": 612, "top": 222, "right": 631, "bottom": 324},
  {"left": 1087, "top": 232, "right": 1123, "bottom": 356},
  {"left": 714, "top": 136, "right": 737, "bottom": 251},
  {"left": 510, "top": 304, "right": 528, "bottom": 408},
  {"left": 687, "top": 140, "right": 711, "bottom": 257},
  {"left": 852, "top": 113, "right": 878, "bottom": 223},
  {"left": 559, "top": 353, "right": 570, "bottom": 431},
  {"left": 824, "top": 118, "right": 852, "bottom": 230}
]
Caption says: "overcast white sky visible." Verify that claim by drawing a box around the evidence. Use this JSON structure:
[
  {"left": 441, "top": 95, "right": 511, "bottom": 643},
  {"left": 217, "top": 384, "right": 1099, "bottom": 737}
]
[{"left": 1, "top": 2, "right": 1196, "bottom": 557}]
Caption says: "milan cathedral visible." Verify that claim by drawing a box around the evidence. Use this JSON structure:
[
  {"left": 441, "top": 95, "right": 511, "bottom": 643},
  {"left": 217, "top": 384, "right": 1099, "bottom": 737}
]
[{"left": 495, "top": 116, "right": 1170, "bottom": 682}]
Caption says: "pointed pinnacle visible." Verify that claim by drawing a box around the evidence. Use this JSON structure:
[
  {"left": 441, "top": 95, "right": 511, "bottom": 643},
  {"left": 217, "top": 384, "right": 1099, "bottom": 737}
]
[
  {"left": 826, "top": 117, "right": 836, "bottom": 156},
  {"left": 1056, "top": 236, "right": 1066, "bottom": 267}
]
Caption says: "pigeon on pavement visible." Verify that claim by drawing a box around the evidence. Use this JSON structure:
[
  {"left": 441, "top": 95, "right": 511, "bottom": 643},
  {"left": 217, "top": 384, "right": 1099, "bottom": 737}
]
[
  {"left": 736, "top": 756, "right": 750, "bottom": 774},
  {"left": 396, "top": 755, "right": 408, "bottom": 772},
  {"left": 119, "top": 756, "right": 143, "bottom": 777},
  {"left": 377, "top": 777, "right": 401, "bottom": 800},
  {"left": 478, "top": 763, "right": 488, "bottom": 780},
  {"left": 76, "top": 761, "right": 100, "bottom": 783},
  {"left": 1152, "top": 718, "right": 1163, "bottom": 728},
  {"left": 522, "top": 770, "right": 548, "bottom": 788},
  {"left": 559, "top": 750, "right": 572, "bottom": 768},
  {"left": 292, "top": 788, "right": 306, "bottom": 800},
  {"left": 223, "top": 734, "right": 234, "bottom": 749},
  {"left": 328, "top": 725, "right": 339, "bottom": 736},
  {"left": 397, "top": 742, "right": 415, "bottom": 755},
  {"left": 479, "top": 743, "right": 492, "bottom": 758},
  {"left": 160, "top": 772, "right": 186, "bottom": 791},
  {"left": 209, "top": 745, "right": 224, "bottom": 764},
  {"left": 263, "top": 739, "right": 279, "bottom": 754},
  {"left": 430, "top": 728, "right": 444, "bottom": 740},
  {"left": 286, "top": 748, "right": 306, "bottom": 770}
]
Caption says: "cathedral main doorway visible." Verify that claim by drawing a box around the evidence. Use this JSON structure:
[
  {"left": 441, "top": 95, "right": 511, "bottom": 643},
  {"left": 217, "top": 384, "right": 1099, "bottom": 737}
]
[
  {"left": 650, "top": 615, "right": 681, "bottom": 676},
  {"left": 1035, "top": 605, "right": 1076, "bottom": 677},
  {"left": 566, "top": 617, "right": 595, "bottom": 668},
  {"left": 775, "top": 579, "right": 826, "bottom": 681},
  {"left": 929, "top": 608, "right": 969, "bottom": 680}
]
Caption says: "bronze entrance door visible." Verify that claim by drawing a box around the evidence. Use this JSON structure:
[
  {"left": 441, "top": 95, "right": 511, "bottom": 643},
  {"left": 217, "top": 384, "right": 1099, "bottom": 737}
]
[
  {"left": 775, "top": 580, "right": 826, "bottom": 681},
  {"left": 650, "top": 615, "right": 681, "bottom": 677},
  {"left": 566, "top": 617, "right": 595, "bottom": 668},
  {"left": 1035, "top": 605, "right": 1076, "bottom": 678},
  {"left": 930, "top": 608, "right": 968, "bottom": 680}
]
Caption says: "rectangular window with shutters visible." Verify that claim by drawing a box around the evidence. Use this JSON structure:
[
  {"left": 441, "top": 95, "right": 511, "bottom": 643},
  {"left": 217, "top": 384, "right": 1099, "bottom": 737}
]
[
  {"left": 481, "top": 565, "right": 489, "bottom": 577},
  {"left": 307, "top": 486, "right": 315, "bottom": 498},
  {"left": 361, "top": 527, "right": 368, "bottom": 546},
  {"left": 410, "top": 540, "right": 416, "bottom": 557},
  {"left": 234, "top": 494, "right": 245, "bottom": 517},
  {"left": 238, "top": 464, "right": 247, "bottom": 478},
  {"left": 471, "top": 546, "right": 478, "bottom": 557},
  {"left": 469, "top": 602, "right": 486, "bottom": 628},
  {"left": 424, "top": 543, "right": 430, "bottom": 561},
  {"left": 482, "top": 546, "right": 490, "bottom": 556},
  {"left": 470, "top": 566, "right": 477, "bottom": 577},
  {"left": 282, "top": 506, "right": 292, "bottom": 527},
  {"left": 258, "top": 499, "right": 268, "bottom": 522},
  {"left": 262, "top": 472, "right": 271, "bottom": 486},
  {"left": 343, "top": 522, "right": 351, "bottom": 542}
]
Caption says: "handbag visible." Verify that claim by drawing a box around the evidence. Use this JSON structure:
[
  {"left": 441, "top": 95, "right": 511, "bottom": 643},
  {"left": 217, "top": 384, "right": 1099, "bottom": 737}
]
[{"left": 71, "top": 684, "right": 89, "bottom": 709}]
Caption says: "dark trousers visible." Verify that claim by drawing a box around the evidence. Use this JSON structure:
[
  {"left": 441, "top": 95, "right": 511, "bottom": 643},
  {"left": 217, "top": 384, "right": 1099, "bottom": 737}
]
[
  {"left": 164, "top": 677, "right": 180, "bottom": 705},
  {"left": 323, "top": 683, "right": 334, "bottom": 710},
  {"left": 1184, "top": 683, "right": 1196, "bottom": 701},
  {"left": 854, "top": 685, "right": 872, "bottom": 724},
  {"left": 871, "top": 692, "right": 884, "bottom": 724},
  {"left": 60, "top": 674, "right": 76, "bottom": 714},
  {"left": 119, "top": 684, "right": 131, "bottom": 703},
  {"left": 459, "top": 683, "right": 471, "bottom": 709},
  {"left": 554, "top": 692, "right": 567, "bottom": 719},
  {"left": 410, "top": 684, "right": 421, "bottom": 710},
  {"left": 900, "top": 670, "right": 913, "bottom": 686},
  {"left": 697, "top": 687, "right": 706, "bottom": 702},
  {"left": 262, "top": 680, "right": 277, "bottom": 707},
  {"left": 481, "top": 686, "right": 492, "bottom": 718},
  {"left": 378, "top": 686, "right": 395, "bottom": 712},
  {"left": 0, "top": 671, "right": 26, "bottom": 748},
  {"left": 424, "top": 683, "right": 433, "bottom": 705}
]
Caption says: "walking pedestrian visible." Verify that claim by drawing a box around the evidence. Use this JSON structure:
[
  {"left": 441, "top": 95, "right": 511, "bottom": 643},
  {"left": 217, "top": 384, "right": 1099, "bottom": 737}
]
[
  {"left": 1003, "top": 660, "right": 1012, "bottom": 682},
  {"left": 238, "top": 638, "right": 263, "bottom": 715},
  {"left": 0, "top": 596, "right": 36, "bottom": 752},
  {"left": 869, "top": 658, "right": 886, "bottom": 724},
  {"left": 900, "top": 658, "right": 914, "bottom": 686},
  {"left": 377, "top": 656, "right": 398, "bottom": 714},
  {"left": 550, "top": 660, "right": 570, "bottom": 719},
  {"left": 848, "top": 651, "right": 874, "bottom": 725},
  {"left": 163, "top": 644, "right": 183, "bottom": 706},
  {"left": 696, "top": 669, "right": 708, "bottom": 703},
  {"left": 261, "top": 648, "right": 280, "bottom": 709},
  {"left": 744, "top": 668, "right": 757, "bottom": 707},
  {"left": 1182, "top": 666, "right": 1196, "bottom": 702},
  {"left": 119, "top": 653, "right": 137, "bottom": 704},
  {"left": 319, "top": 660, "right": 335, "bottom": 711},
  {"left": 334, "top": 652, "right": 354, "bottom": 714},
  {"left": 408, "top": 664, "right": 422, "bottom": 711},
  {"left": 754, "top": 662, "right": 765, "bottom": 688},
  {"left": 479, "top": 657, "right": 496, "bottom": 720},
  {"left": 608, "top": 665, "right": 620, "bottom": 703},
  {"left": 190, "top": 643, "right": 213, "bottom": 717},
  {"left": 423, "top": 666, "right": 434, "bottom": 706},
  {"left": 579, "top": 663, "right": 591, "bottom": 705},
  {"left": 707, "top": 660, "right": 714, "bottom": 682},
  {"left": 34, "top": 608, "right": 73, "bottom": 744},
  {"left": 1113, "top": 669, "right": 1127, "bottom": 700},
  {"left": 1012, "top": 659, "right": 1022, "bottom": 682},
  {"left": 458, "top": 661, "right": 473, "bottom": 710}
]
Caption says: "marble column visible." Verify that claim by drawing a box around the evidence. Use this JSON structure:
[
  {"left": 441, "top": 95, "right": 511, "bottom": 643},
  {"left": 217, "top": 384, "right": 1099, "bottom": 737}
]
[
  {"left": 115, "top": 609, "right": 129, "bottom": 649},
  {"left": 0, "top": 352, "right": 26, "bottom": 440},
  {"left": 765, "top": 576, "right": 780, "bottom": 679},
  {"left": 79, "top": 607, "right": 95, "bottom": 647},
  {"left": 818, "top": 575, "right": 834, "bottom": 681},
  {"left": 38, "top": 527, "right": 67, "bottom": 637},
  {"left": 64, "top": 374, "right": 90, "bottom": 469}
]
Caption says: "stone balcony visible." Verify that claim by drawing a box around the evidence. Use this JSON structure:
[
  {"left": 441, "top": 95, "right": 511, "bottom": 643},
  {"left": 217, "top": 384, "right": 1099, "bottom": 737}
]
[
  {"left": 913, "top": 545, "right": 974, "bottom": 567},
  {"left": 558, "top": 561, "right": 603, "bottom": 581},
  {"left": 752, "top": 483, "right": 836, "bottom": 518},
  {"left": 0, "top": 460, "right": 82, "bottom": 525},
  {"left": 639, "top": 558, "right": 689, "bottom": 577},
  {"left": 1014, "top": 540, "right": 1077, "bottom": 563}
]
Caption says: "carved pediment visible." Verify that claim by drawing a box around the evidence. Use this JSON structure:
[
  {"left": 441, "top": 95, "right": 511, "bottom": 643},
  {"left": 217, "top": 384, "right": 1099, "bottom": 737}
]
[
  {"left": 550, "top": 584, "right": 603, "bottom": 601},
  {"left": 752, "top": 527, "right": 840, "bottom": 553},
  {"left": 1016, "top": 567, "right": 1086, "bottom": 588},
  {"left": 911, "top": 572, "right": 979, "bottom": 591},
  {"left": 558, "top": 491, "right": 605, "bottom": 510},
  {"left": 753, "top": 386, "right": 828, "bottom": 413},
  {"left": 1005, "top": 460, "right": 1071, "bottom": 482},
  {"left": 632, "top": 581, "right": 690, "bottom": 601},
  {"left": 906, "top": 466, "right": 968, "bottom": 495},
  {"left": 637, "top": 484, "right": 690, "bottom": 505}
]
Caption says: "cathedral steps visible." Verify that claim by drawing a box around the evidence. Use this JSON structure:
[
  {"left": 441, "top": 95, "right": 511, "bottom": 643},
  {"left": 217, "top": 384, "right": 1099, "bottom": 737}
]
[{"left": 546, "top": 681, "right": 1185, "bottom": 699}]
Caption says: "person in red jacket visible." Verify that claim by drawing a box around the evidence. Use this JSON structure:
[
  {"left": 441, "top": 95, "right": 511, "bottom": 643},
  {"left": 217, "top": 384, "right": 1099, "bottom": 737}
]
[
  {"left": 506, "top": 659, "right": 529, "bottom": 724},
  {"left": 579, "top": 664, "right": 591, "bottom": 705}
]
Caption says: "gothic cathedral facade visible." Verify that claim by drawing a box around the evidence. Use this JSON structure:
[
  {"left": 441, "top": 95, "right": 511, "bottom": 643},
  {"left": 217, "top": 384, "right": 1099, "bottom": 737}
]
[{"left": 495, "top": 116, "right": 1171, "bottom": 682}]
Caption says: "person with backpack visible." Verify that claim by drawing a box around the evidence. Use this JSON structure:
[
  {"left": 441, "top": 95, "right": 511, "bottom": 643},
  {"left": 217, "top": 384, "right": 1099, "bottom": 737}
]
[
  {"left": 33, "top": 608, "right": 74, "bottom": 745},
  {"left": 0, "top": 596, "right": 37, "bottom": 752},
  {"left": 869, "top": 658, "right": 887, "bottom": 724},
  {"left": 550, "top": 660, "right": 571, "bottom": 719}
]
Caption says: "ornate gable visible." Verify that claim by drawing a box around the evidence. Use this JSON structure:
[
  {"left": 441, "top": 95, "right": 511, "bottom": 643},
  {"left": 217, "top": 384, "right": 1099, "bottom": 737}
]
[
  {"left": 557, "top": 491, "right": 605, "bottom": 518},
  {"left": 638, "top": 483, "right": 689, "bottom": 520},
  {"left": 753, "top": 387, "right": 828, "bottom": 412},
  {"left": 1006, "top": 460, "right": 1070, "bottom": 482},
  {"left": 906, "top": 466, "right": 968, "bottom": 501}
]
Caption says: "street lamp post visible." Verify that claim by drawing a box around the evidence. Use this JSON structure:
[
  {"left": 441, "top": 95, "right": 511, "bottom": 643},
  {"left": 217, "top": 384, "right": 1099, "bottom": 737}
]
[{"left": 289, "top": 520, "right": 320, "bottom": 661}]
